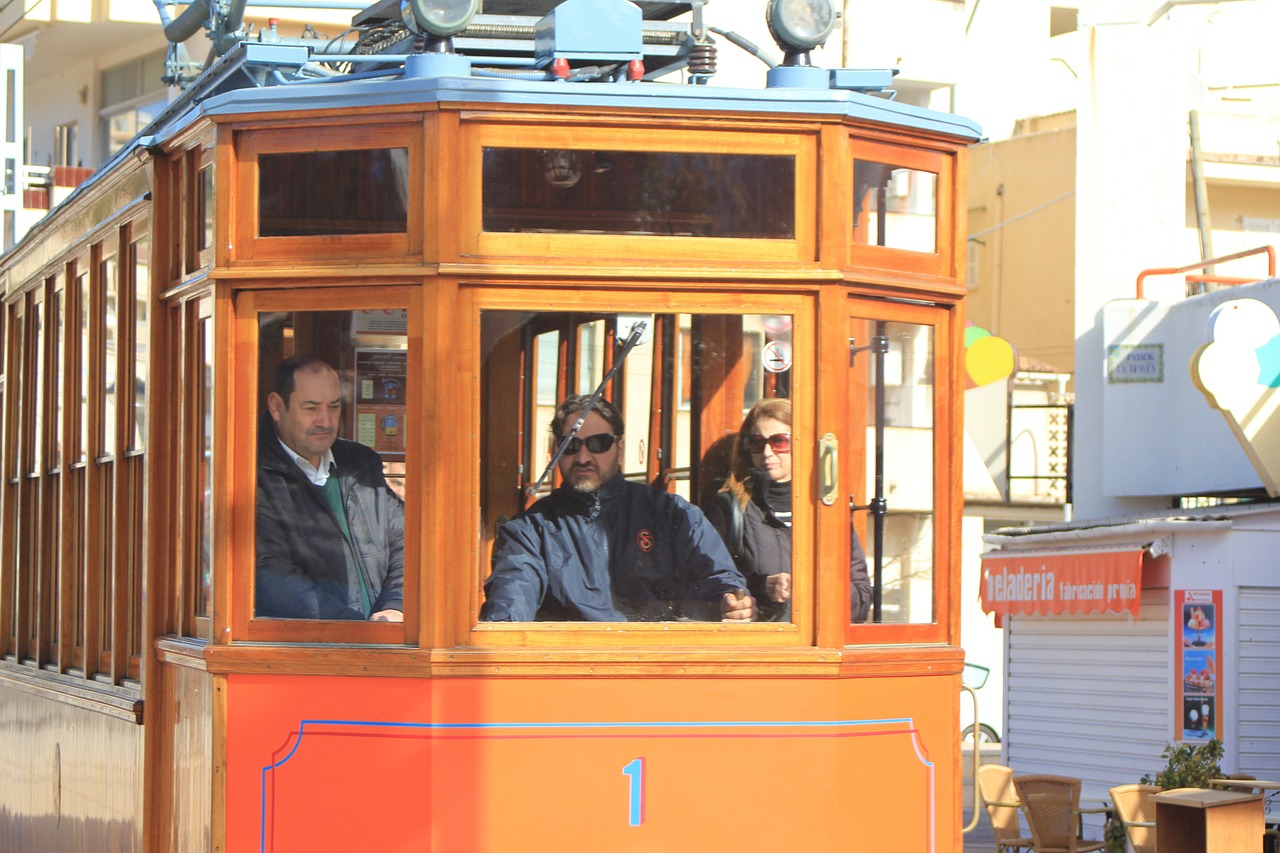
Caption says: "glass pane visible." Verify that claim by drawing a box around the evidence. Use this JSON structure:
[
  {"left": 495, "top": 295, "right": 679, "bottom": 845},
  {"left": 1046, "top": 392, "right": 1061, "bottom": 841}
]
[
  {"left": 853, "top": 161, "right": 937, "bottom": 254},
  {"left": 29, "top": 298, "right": 42, "bottom": 475},
  {"left": 97, "top": 463, "right": 114, "bottom": 658},
  {"left": 131, "top": 236, "right": 149, "bottom": 451},
  {"left": 478, "top": 311, "right": 792, "bottom": 623},
  {"left": 482, "top": 149, "right": 795, "bottom": 238},
  {"left": 106, "top": 113, "right": 139, "bottom": 157},
  {"left": 78, "top": 272, "right": 88, "bottom": 464},
  {"left": 197, "top": 164, "right": 214, "bottom": 252},
  {"left": 101, "top": 254, "right": 117, "bottom": 456},
  {"left": 254, "top": 310, "right": 408, "bottom": 621},
  {"left": 855, "top": 319, "right": 934, "bottom": 625},
  {"left": 258, "top": 149, "right": 408, "bottom": 237},
  {"left": 52, "top": 289, "right": 63, "bottom": 468},
  {"left": 100, "top": 62, "right": 138, "bottom": 107},
  {"left": 195, "top": 314, "right": 213, "bottom": 619},
  {"left": 70, "top": 467, "right": 84, "bottom": 650},
  {"left": 8, "top": 306, "right": 21, "bottom": 475}
]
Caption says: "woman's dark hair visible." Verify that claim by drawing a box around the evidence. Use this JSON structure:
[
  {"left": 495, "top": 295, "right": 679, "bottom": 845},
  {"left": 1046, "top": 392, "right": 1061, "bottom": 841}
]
[{"left": 721, "top": 397, "right": 792, "bottom": 508}]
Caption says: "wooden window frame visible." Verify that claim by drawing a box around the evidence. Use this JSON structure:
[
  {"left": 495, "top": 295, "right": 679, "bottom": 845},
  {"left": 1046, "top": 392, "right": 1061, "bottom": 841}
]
[
  {"left": 44, "top": 276, "right": 64, "bottom": 669},
  {"left": 182, "top": 295, "right": 214, "bottom": 641},
  {"left": 847, "top": 137, "right": 958, "bottom": 288},
  {"left": 232, "top": 123, "right": 424, "bottom": 263},
  {"left": 0, "top": 221, "right": 149, "bottom": 696},
  {"left": 85, "top": 237, "right": 116, "bottom": 678},
  {"left": 458, "top": 119, "right": 819, "bottom": 264},
  {"left": 466, "top": 285, "right": 816, "bottom": 650},
  {"left": 840, "top": 296, "right": 959, "bottom": 648},
  {"left": 4, "top": 297, "right": 26, "bottom": 663},
  {"left": 0, "top": 300, "right": 8, "bottom": 661},
  {"left": 228, "top": 285, "right": 421, "bottom": 645}
]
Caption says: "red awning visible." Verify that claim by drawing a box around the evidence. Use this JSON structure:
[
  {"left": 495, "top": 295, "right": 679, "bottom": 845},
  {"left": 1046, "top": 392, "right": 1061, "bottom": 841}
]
[{"left": 980, "top": 549, "right": 1146, "bottom": 620}]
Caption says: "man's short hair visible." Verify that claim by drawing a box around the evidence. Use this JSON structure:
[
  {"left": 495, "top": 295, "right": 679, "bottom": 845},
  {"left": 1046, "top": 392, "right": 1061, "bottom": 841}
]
[
  {"left": 273, "top": 355, "right": 337, "bottom": 405},
  {"left": 551, "top": 394, "right": 625, "bottom": 438}
]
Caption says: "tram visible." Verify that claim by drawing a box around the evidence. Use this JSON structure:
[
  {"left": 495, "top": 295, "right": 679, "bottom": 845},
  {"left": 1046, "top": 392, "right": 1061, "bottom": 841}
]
[{"left": 0, "top": 0, "right": 979, "bottom": 849}]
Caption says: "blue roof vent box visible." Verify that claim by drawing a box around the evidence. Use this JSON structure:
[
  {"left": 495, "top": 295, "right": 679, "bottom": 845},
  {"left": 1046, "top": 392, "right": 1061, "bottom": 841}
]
[{"left": 535, "top": 0, "right": 644, "bottom": 65}]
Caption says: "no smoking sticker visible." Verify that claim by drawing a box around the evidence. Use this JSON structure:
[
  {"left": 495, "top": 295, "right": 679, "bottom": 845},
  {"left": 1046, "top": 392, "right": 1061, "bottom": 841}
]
[{"left": 762, "top": 340, "right": 792, "bottom": 373}]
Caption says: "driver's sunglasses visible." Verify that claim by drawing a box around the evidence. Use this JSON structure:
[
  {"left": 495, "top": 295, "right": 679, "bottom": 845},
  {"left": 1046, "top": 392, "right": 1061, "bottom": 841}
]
[
  {"left": 745, "top": 433, "right": 791, "bottom": 454},
  {"left": 562, "top": 433, "right": 620, "bottom": 454}
]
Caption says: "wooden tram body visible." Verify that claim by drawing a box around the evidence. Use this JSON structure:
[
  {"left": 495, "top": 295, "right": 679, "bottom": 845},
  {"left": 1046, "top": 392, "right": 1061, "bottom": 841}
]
[{"left": 0, "top": 2, "right": 980, "bottom": 849}]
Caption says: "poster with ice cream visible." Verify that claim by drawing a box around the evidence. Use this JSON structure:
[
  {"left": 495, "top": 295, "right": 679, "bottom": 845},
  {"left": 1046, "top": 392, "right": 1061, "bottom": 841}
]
[
  {"left": 1191, "top": 298, "right": 1280, "bottom": 496},
  {"left": 1175, "top": 589, "right": 1223, "bottom": 742}
]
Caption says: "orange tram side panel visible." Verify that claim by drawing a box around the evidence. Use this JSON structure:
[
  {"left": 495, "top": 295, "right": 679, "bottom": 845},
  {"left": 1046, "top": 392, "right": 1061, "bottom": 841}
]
[{"left": 225, "top": 673, "right": 959, "bottom": 852}]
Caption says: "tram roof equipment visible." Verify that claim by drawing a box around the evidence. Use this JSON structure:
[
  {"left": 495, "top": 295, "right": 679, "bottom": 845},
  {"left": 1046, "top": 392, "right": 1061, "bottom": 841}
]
[{"left": 37, "top": 0, "right": 981, "bottom": 245}]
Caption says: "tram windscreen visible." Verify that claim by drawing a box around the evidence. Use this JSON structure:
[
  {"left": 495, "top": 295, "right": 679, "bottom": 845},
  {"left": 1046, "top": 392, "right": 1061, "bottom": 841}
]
[
  {"left": 481, "top": 149, "right": 795, "bottom": 239},
  {"left": 478, "top": 310, "right": 798, "bottom": 624},
  {"left": 854, "top": 319, "right": 935, "bottom": 626},
  {"left": 254, "top": 309, "right": 409, "bottom": 621}
]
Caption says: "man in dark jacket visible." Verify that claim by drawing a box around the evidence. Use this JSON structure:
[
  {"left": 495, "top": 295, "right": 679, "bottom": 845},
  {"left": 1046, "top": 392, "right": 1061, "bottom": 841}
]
[
  {"left": 481, "top": 395, "right": 754, "bottom": 622},
  {"left": 256, "top": 355, "right": 405, "bottom": 621}
]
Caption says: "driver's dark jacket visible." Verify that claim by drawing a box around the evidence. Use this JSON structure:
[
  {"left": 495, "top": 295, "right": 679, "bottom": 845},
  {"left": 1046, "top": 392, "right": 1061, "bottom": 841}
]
[
  {"left": 256, "top": 416, "right": 405, "bottom": 620},
  {"left": 481, "top": 474, "right": 747, "bottom": 621}
]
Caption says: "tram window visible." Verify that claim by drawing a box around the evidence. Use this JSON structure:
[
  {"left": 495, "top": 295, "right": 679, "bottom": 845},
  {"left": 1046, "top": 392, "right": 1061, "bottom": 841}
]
[
  {"left": 481, "top": 149, "right": 795, "bottom": 239},
  {"left": 254, "top": 308, "right": 408, "bottom": 624},
  {"left": 196, "top": 160, "right": 214, "bottom": 253},
  {"left": 853, "top": 161, "right": 938, "bottom": 254},
  {"left": 194, "top": 311, "right": 213, "bottom": 620},
  {"left": 29, "top": 296, "right": 43, "bottom": 476},
  {"left": 258, "top": 149, "right": 408, "bottom": 237},
  {"left": 101, "top": 250, "right": 117, "bottom": 456},
  {"left": 854, "top": 319, "right": 936, "bottom": 626},
  {"left": 129, "top": 233, "right": 149, "bottom": 451},
  {"left": 478, "top": 310, "right": 794, "bottom": 624},
  {"left": 77, "top": 270, "right": 88, "bottom": 464},
  {"left": 51, "top": 285, "right": 64, "bottom": 468}
]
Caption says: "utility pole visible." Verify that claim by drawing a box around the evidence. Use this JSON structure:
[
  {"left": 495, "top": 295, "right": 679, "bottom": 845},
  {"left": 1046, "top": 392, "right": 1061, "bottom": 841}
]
[{"left": 1189, "top": 109, "right": 1215, "bottom": 277}]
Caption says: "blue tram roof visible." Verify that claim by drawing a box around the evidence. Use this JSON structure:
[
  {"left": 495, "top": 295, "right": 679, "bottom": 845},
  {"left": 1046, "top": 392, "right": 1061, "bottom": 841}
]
[
  {"left": 142, "top": 47, "right": 979, "bottom": 153},
  {"left": 158, "top": 67, "right": 980, "bottom": 142}
]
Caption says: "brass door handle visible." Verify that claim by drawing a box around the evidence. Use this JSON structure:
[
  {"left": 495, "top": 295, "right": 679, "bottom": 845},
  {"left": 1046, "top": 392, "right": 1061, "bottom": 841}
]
[{"left": 819, "top": 433, "right": 838, "bottom": 506}]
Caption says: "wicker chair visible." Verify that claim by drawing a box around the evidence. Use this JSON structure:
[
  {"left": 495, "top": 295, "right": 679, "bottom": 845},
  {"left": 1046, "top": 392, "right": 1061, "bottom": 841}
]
[
  {"left": 1108, "top": 783, "right": 1159, "bottom": 853},
  {"left": 1013, "top": 774, "right": 1107, "bottom": 853},
  {"left": 976, "top": 764, "right": 1034, "bottom": 853}
]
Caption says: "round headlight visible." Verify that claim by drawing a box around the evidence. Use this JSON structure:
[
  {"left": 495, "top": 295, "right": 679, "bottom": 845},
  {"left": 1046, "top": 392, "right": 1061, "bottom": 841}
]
[
  {"left": 402, "top": 0, "right": 478, "bottom": 37},
  {"left": 766, "top": 0, "right": 837, "bottom": 53}
]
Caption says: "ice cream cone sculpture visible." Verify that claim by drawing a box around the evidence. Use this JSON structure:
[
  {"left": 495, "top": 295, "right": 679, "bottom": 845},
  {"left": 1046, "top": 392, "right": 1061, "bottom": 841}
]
[{"left": 1191, "top": 298, "right": 1280, "bottom": 496}]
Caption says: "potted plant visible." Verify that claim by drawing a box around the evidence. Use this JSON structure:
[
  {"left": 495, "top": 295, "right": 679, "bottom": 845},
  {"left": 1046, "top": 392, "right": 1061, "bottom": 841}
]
[{"left": 1105, "top": 739, "right": 1224, "bottom": 852}]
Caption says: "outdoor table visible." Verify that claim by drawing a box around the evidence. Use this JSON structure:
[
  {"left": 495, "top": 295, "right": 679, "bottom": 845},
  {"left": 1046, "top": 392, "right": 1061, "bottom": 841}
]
[{"left": 1154, "top": 787, "right": 1264, "bottom": 853}]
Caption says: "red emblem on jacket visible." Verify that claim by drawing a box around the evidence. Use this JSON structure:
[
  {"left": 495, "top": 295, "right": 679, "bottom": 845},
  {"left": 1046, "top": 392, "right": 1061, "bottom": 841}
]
[{"left": 636, "top": 529, "right": 655, "bottom": 552}]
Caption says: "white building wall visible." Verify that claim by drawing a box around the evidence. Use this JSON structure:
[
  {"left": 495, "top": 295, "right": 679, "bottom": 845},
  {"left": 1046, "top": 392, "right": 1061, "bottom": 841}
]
[
  {"left": 23, "top": 56, "right": 95, "bottom": 168},
  {"left": 0, "top": 43, "right": 23, "bottom": 247},
  {"left": 1072, "top": 5, "right": 1190, "bottom": 519}
]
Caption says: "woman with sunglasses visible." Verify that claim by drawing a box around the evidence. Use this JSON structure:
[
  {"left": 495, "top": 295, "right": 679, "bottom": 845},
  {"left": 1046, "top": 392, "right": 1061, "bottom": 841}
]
[{"left": 705, "top": 398, "right": 871, "bottom": 623}]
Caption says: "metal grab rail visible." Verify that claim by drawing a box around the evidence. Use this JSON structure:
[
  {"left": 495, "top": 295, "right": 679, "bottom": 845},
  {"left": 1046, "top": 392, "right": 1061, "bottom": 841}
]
[
  {"left": 961, "top": 683, "right": 982, "bottom": 834},
  {"left": 1135, "top": 244, "right": 1277, "bottom": 299}
]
